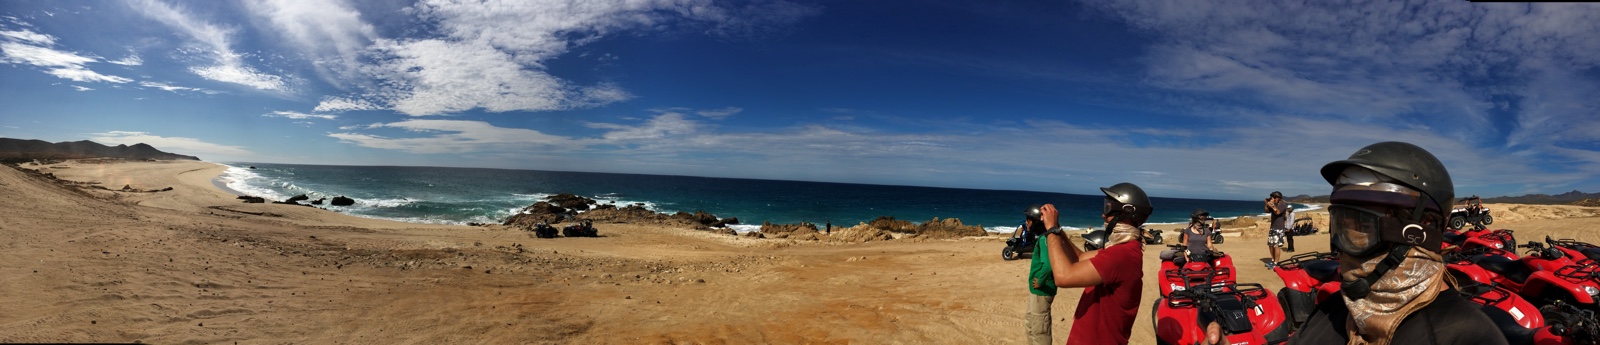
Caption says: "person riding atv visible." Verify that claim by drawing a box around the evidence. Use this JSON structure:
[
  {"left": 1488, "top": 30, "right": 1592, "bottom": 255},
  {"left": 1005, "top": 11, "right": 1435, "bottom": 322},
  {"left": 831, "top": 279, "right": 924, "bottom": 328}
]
[{"left": 1449, "top": 195, "right": 1493, "bottom": 230}]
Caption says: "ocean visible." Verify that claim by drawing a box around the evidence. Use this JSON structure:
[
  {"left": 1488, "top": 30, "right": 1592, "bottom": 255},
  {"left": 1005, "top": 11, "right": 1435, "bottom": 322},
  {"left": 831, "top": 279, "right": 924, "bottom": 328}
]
[{"left": 216, "top": 163, "right": 1312, "bottom": 233}]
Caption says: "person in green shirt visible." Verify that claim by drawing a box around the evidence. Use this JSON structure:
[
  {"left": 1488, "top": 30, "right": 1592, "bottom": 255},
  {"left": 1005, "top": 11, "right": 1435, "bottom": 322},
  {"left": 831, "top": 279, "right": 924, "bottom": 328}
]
[{"left": 1023, "top": 204, "right": 1056, "bottom": 345}]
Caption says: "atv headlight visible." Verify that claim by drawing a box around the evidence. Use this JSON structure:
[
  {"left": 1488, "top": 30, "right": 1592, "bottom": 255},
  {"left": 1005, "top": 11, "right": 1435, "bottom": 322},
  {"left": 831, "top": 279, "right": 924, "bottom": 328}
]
[{"left": 1585, "top": 286, "right": 1599, "bottom": 300}]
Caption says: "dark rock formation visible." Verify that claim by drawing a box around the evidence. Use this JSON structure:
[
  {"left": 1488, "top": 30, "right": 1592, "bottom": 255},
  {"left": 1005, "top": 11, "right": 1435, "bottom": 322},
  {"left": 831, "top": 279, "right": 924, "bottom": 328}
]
[
  {"left": 286, "top": 194, "right": 309, "bottom": 203},
  {"left": 503, "top": 201, "right": 569, "bottom": 227},
  {"left": 330, "top": 196, "right": 355, "bottom": 206},
  {"left": 760, "top": 221, "right": 819, "bottom": 239},
  {"left": 547, "top": 193, "right": 594, "bottom": 211},
  {"left": 238, "top": 196, "right": 266, "bottom": 203},
  {"left": 310, "top": 198, "right": 325, "bottom": 205}
]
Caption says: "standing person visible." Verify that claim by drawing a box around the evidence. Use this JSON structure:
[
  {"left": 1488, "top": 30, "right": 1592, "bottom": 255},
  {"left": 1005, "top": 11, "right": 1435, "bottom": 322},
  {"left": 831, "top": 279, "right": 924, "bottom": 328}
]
[
  {"left": 1021, "top": 205, "right": 1055, "bottom": 345},
  {"left": 1284, "top": 201, "right": 1297, "bottom": 252},
  {"left": 1040, "top": 182, "right": 1151, "bottom": 345},
  {"left": 825, "top": 219, "right": 831, "bottom": 235},
  {"left": 1180, "top": 209, "right": 1219, "bottom": 266},
  {"left": 1289, "top": 141, "right": 1504, "bottom": 345},
  {"left": 1265, "top": 191, "right": 1288, "bottom": 267}
]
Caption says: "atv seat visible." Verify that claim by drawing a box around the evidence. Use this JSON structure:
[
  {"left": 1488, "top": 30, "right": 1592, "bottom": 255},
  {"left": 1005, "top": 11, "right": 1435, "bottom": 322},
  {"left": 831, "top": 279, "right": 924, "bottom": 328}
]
[
  {"left": 1303, "top": 259, "right": 1341, "bottom": 283},
  {"left": 1479, "top": 304, "right": 1538, "bottom": 345},
  {"left": 1582, "top": 248, "right": 1600, "bottom": 262},
  {"left": 1442, "top": 232, "right": 1463, "bottom": 246},
  {"left": 1472, "top": 255, "right": 1532, "bottom": 284}
]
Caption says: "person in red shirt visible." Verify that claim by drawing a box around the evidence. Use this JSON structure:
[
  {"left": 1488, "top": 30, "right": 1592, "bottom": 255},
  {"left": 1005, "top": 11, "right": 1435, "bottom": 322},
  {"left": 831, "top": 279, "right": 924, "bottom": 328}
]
[{"left": 1040, "top": 182, "right": 1152, "bottom": 345}]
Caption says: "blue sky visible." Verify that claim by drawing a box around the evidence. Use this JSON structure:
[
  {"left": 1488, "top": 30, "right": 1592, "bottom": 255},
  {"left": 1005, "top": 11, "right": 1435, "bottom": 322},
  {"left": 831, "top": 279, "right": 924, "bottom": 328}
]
[{"left": 2, "top": 0, "right": 1598, "bottom": 200}]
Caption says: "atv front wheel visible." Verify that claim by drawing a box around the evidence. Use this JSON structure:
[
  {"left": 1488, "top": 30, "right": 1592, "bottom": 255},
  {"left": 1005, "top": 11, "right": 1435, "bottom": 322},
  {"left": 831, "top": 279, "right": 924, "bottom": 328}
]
[
  {"left": 1449, "top": 216, "right": 1466, "bottom": 230},
  {"left": 1482, "top": 215, "right": 1494, "bottom": 225},
  {"left": 1002, "top": 247, "right": 1018, "bottom": 261}
]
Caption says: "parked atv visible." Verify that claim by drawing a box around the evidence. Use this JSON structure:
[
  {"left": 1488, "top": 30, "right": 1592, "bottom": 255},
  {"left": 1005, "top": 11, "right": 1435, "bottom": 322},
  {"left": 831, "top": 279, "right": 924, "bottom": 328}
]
[
  {"left": 1002, "top": 222, "right": 1037, "bottom": 261},
  {"left": 1447, "top": 241, "right": 1600, "bottom": 310},
  {"left": 1152, "top": 272, "right": 1290, "bottom": 345},
  {"left": 1450, "top": 195, "right": 1494, "bottom": 230},
  {"left": 562, "top": 220, "right": 598, "bottom": 237},
  {"left": 1159, "top": 244, "right": 1237, "bottom": 297},
  {"left": 1271, "top": 251, "right": 1341, "bottom": 333},
  {"left": 1144, "top": 228, "right": 1166, "bottom": 245},
  {"left": 1444, "top": 228, "right": 1519, "bottom": 253},
  {"left": 532, "top": 222, "right": 558, "bottom": 238}
]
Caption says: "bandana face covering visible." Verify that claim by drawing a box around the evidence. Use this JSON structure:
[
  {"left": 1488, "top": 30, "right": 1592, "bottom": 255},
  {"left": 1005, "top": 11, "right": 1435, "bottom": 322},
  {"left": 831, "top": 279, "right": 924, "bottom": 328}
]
[
  {"left": 1104, "top": 223, "right": 1140, "bottom": 247},
  {"left": 1340, "top": 246, "right": 1449, "bottom": 345}
]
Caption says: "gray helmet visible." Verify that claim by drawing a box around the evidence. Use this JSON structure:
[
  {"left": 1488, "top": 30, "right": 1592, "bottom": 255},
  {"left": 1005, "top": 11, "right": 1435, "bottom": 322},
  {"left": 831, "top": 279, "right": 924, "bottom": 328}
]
[
  {"left": 1270, "top": 191, "right": 1283, "bottom": 199},
  {"left": 1024, "top": 204, "right": 1044, "bottom": 222},
  {"left": 1100, "top": 182, "right": 1153, "bottom": 226},
  {"left": 1319, "top": 141, "right": 1454, "bottom": 211}
]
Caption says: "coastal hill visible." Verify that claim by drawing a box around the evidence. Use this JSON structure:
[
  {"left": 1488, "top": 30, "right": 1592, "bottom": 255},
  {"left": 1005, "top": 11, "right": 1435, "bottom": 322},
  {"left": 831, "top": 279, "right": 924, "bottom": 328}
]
[{"left": 0, "top": 138, "right": 200, "bottom": 162}]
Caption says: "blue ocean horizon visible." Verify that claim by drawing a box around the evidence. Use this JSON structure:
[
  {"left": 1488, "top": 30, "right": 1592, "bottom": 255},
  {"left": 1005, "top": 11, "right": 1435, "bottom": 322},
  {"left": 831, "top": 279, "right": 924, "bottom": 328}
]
[{"left": 216, "top": 163, "right": 1307, "bottom": 233}]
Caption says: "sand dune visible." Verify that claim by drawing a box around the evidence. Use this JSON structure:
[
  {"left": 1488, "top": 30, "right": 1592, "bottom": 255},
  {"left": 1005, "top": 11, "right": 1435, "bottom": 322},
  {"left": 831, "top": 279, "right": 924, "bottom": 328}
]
[{"left": 2, "top": 159, "right": 1596, "bottom": 344}]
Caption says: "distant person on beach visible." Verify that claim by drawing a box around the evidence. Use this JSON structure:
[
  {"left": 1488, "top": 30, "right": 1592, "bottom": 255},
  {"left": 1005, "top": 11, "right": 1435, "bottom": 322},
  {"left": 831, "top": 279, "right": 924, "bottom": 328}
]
[
  {"left": 1289, "top": 141, "right": 1504, "bottom": 344},
  {"left": 1265, "top": 191, "right": 1288, "bottom": 267},
  {"left": 825, "top": 219, "right": 831, "bottom": 235},
  {"left": 1180, "top": 208, "right": 1218, "bottom": 266},
  {"left": 1284, "top": 201, "right": 1296, "bottom": 252},
  {"left": 1021, "top": 205, "right": 1055, "bottom": 345},
  {"left": 1040, "top": 182, "right": 1151, "bottom": 345}
]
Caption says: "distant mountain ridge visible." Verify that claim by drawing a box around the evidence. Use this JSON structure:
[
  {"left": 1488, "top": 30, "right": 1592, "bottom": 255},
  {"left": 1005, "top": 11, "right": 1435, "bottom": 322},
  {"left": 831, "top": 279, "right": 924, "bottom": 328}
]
[
  {"left": 1290, "top": 191, "right": 1600, "bottom": 206},
  {"left": 0, "top": 138, "right": 200, "bottom": 161}
]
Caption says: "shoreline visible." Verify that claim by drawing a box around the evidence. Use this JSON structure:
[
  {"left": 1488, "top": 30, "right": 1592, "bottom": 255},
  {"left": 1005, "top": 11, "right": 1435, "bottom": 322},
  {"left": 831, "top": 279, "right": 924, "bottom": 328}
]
[{"left": 6, "top": 158, "right": 1598, "bottom": 344}]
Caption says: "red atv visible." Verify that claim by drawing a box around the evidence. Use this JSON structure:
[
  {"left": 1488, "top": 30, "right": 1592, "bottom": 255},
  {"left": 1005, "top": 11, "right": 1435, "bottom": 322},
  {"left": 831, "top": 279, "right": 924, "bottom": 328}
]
[
  {"left": 1151, "top": 272, "right": 1290, "bottom": 345},
  {"left": 1270, "top": 251, "right": 1342, "bottom": 333},
  {"left": 1447, "top": 242, "right": 1600, "bottom": 311},
  {"left": 1545, "top": 237, "right": 1600, "bottom": 265},
  {"left": 1445, "top": 228, "right": 1519, "bottom": 253},
  {"left": 1159, "top": 244, "right": 1237, "bottom": 297}
]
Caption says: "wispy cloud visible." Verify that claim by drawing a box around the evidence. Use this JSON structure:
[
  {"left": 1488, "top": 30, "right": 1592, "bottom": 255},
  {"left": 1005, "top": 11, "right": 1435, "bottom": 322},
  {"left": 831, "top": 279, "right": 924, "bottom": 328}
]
[
  {"left": 299, "top": 0, "right": 816, "bottom": 116},
  {"left": 139, "top": 81, "right": 209, "bottom": 93},
  {"left": 313, "top": 96, "right": 382, "bottom": 113},
  {"left": 107, "top": 54, "right": 142, "bottom": 66},
  {"left": 328, "top": 119, "right": 572, "bottom": 154},
  {"left": 242, "top": 0, "right": 374, "bottom": 88},
  {"left": 263, "top": 111, "right": 336, "bottom": 120},
  {"left": 696, "top": 107, "right": 743, "bottom": 119},
  {"left": 0, "top": 40, "right": 133, "bottom": 83},
  {"left": 71, "top": 85, "right": 92, "bottom": 91},
  {"left": 0, "top": 29, "right": 55, "bottom": 45},
  {"left": 128, "top": 0, "right": 287, "bottom": 91},
  {"left": 89, "top": 131, "right": 253, "bottom": 159}
]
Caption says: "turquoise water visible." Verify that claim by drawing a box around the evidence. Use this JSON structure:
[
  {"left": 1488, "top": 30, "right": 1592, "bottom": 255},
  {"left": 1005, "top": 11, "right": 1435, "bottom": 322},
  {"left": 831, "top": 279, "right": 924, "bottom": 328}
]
[{"left": 217, "top": 163, "right": 1305, "bottom": 233}]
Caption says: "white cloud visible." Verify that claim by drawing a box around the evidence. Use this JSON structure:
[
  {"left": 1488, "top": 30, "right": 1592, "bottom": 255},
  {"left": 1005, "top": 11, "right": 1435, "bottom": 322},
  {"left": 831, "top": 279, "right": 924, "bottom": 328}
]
[
  {"left": 139, "top": 81, "right": 206, "bottom": 93},
  {"left": 591, "top": 113, "right": 699, "bottom": 141},
  {"left": 307, "top": 0, "right": 814, "bottom": 116},
  {"left": 313, "top": 96, "right": 382, "bottom": 113},
  {"left": 263, "top": 110, "right": 336, "bottom": 120},
  {"left": 0, "top": 29, "right": 55, "bottom": 45},
  {"left": 72, "top": 85, "right": 93, "bottom": 91},
  {"left": 129, "top": 0, "right": 287, "bottom": 91},
  {"left": 696, "top": 107, "right": 743, "bottom": 119},
  {"left": 328, "top": 119, "right": 571, "bottom": 154},
  {"left": 242, "top": 0, "right": 375, "bottom": 87},
  {"left": 0, "top": 41, "right": 94, "bottom": 67},
  {"left": 107, "top": 54, "right": 142, "bottom": 66},
  {"left": 89, "top": 131, "right": 253, "bottom": 159},
  {"left": 1, "top": 41, "right": 136, "bottom": 83}
]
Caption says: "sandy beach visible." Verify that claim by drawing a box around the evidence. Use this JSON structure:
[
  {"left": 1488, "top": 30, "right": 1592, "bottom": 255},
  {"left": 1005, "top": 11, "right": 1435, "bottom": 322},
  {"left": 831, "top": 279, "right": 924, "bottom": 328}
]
[{"left": 3, "top": 159, "right": 1598, "bottom": 344}]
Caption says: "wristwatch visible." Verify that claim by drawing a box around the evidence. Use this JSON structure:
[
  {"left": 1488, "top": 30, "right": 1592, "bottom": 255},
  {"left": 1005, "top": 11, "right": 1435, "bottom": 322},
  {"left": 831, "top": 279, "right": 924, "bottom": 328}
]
[{"left": 1047, "top": 226, "right": 1065, "bottom": 235}]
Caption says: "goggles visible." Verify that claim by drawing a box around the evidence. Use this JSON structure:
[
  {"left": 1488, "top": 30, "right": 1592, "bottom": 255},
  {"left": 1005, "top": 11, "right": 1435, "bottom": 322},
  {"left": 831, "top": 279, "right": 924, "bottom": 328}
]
[
  {"left": 1329, "top": 204, "right": 1442, "bottom": 257},
  {"left": 1327, "top": 181, "right": 1443, "bottom": 256}
]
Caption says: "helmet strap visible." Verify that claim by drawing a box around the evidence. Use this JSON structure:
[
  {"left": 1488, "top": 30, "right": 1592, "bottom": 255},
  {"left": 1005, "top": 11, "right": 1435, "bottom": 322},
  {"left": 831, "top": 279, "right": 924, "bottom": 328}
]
[{"left": 1342, "top": 244, "right": 1412, "bottom": 299}]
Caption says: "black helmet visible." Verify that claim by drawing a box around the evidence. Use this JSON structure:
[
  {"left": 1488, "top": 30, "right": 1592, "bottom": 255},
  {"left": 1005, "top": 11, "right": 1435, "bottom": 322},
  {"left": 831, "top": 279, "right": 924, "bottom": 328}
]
[
  {"left": 1319, "top": 141, "right": 1454, "bottom": 211},
  {"left": 1270, "top": 191, "right": 1283, "bottom": 199},
  {"left": 1191, "top": 208, "right": 1209, "bottom": 220},
  {"left": 1100, "top": 182, "right": 1153, "bottom": 226},
  {"left": 1023, "top": 204, "right": 1044, "bottom": 222}
]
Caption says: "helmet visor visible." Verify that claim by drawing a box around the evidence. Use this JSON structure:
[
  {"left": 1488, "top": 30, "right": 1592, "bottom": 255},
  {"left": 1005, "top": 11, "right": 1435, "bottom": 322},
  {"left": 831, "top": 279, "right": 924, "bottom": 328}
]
[{"left": 1329, "top": 204, "right": 1385, "bottom": 257}]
